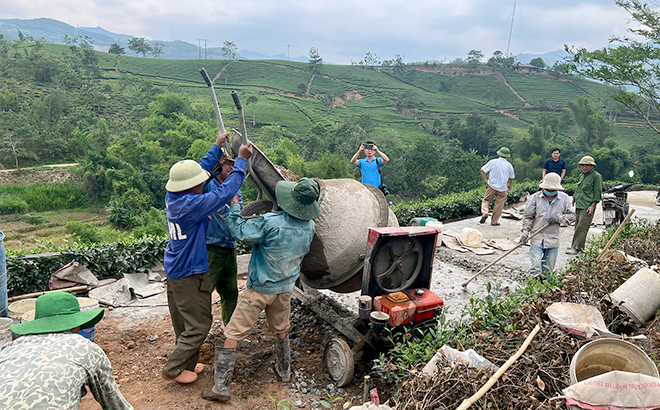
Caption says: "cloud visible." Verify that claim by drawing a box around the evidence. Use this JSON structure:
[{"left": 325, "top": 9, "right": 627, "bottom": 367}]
[{"left": 3, "top": 0, "right": 637, "bottom": 64}]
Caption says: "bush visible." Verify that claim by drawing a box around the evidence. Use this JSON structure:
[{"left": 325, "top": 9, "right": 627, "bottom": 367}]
[
  {"left": 107, "top": 188, "right": 152, "bottom": 229},
  {"left": 0, "top": 183, "right": 87, "bottom": 214},
  {"left": 0, "top": 196, "right": 28, "bottom": 215},
  {"left": 65, "top": 221, "right": 103, "bottom": 244},
  {"left": 132, "top": 208, "right": 168, "bottom": 238},
  {"left": 21, "top": 214, "right": 50, "bottom": 225},
  {"left": 392, "top": 181, "right": 546, "bottom": 224}
]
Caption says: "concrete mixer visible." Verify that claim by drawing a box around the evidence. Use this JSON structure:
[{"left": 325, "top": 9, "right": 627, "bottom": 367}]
[{"left": 226, "top": 91, "right": 444, "bottom": 387}]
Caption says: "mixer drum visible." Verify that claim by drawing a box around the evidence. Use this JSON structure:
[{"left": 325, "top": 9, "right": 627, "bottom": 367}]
[{"left": 300, "top": 179, "right": 398, "bottom": 292}]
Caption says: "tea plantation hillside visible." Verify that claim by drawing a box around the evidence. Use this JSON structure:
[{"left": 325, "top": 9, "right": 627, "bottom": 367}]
[{"left": 3, "top": 40, "right": 660, "bottom": 212}]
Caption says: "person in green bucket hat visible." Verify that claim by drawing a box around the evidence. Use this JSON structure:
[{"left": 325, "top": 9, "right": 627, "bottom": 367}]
[
  {"left": 0, "top": 291, "right": 133, "bottom": 409},
  {"left": 202, "top": 177, "right": 321, "bottom": 402}
]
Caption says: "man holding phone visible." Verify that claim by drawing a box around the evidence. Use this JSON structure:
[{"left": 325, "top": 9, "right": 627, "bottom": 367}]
[{"left": 350, "top": 141, "right": 390, "bottom": 188}]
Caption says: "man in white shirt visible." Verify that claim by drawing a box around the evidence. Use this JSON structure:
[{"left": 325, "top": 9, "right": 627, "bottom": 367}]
[{"left": 479, "top": 147, "right": 515, "bottom": 226}]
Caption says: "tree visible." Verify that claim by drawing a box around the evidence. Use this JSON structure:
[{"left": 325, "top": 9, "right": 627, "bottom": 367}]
[
  {"left": 127, "top": 37, "right": 152, "bottom": 57},
  {"left": 363, "top": 51, "right": 381, "bottom": 67},
  {"left": 318, "top": 93, "right": 333, "bottom": 112},
  {"left": 1, "top": 132, "right": 23, "bottom": 169},
  {"left": 151, "top": 42, "right": 164, "bottom": 58},
  {"left": 308, "top": 47, "right": 323, "bottom": 74},
  {"left": 529, "top": 57, "right": 546, "bottom": 69},
  {"left": 108, "top": 43, "right": 125, "bottom": 55},
  {"left": 222, "top": 41, "right": 238, "bottom": 60},
  {"left": 467, "top": 50, "right": 484, "bottom": 67},
  {"left": 569, "top": 0, "right": 660, "bottom": 135}
]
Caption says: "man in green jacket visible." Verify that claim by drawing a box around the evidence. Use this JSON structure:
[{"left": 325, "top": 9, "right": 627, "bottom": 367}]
[{"left": 567, "top": 156, "right": 602, "bottom": 255}]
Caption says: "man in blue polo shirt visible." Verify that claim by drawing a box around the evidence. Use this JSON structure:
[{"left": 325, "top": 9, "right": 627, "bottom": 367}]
[
  {"left": 350, "top": 141, "right": 390, "bottom": 187},
  {"left": 542, "top": 148, "right": 566, "bottom": 181}
]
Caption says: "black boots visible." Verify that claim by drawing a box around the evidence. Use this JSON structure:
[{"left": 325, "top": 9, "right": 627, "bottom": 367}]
[
  {"left": 201, "top": 347, "right": 236, "bottom": 402},
  {"left": 275, "top": 335, "right": 291, "bottom": 382}
]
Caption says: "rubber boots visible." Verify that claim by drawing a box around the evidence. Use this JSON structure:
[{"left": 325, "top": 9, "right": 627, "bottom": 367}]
[
  {"left": 201, "top": 347, "right": 236, "bottom": 402},
  {"left": 275, "top": 335, "right": 291, "bottom": 382}
]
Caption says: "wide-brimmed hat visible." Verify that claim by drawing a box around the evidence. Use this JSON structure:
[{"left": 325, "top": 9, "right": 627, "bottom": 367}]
[
  {"left": 11, "top": 292, "right": 104, "bottom": 336},
  {"left": 578, "top": 156, "right": 596, "bottom": 166},
  {"left": 496, "top": 147, "right": 511, "bottom": 158},
  {"left": 539, "top": 173, "right": 564, "bottom": 191},
  {"left": 166, "top": 160, "right": 210, "bottom": 192},
  {"left": 275, "top": 178, "right": 322, "bottom": 221}
]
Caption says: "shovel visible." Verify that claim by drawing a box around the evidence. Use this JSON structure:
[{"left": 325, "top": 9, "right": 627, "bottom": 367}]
[{"left": 461, "top": 222, "right": 550, "bottom": 289}]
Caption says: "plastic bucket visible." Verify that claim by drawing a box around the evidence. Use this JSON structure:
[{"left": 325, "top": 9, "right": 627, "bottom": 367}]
[
  {"left": 425, "top": 221, "right": 444, "bottom": 247},
  {"left": 0, "top": 317, "right": 12, "bottom": 348},
  {"left": 0, "top": 231, "right": 6, "bottom": 318},
  {"left": 569, "top": 339, "right": 658, "bottom": 385},
  {"left": 21, "top": 309, "right": 34, "bottom": 323},
  {"left": 409, "top": 217, "right": 438, "bottom": 227},
  {"left": 77, "top": 297, "right": 100, "bottom": 341},
  {"left": 8, "top": 299, "right": 37, "bottom": 324},
  {"left": 609, "top": 268, "right": 660, "bottom": 325}
]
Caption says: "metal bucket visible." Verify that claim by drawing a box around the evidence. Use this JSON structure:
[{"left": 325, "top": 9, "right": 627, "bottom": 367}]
[
  {"left": 609, "top": 268, "right": 660, "bottom": 325},
  {"left": 569, "top": 339, "right": 658, "bottom": 384},
  {"left": 0, "top": 230, "right": 6, "bottom": 317},
  {"left": 300, "top": 179, "right": 398, "bottom": 292}
]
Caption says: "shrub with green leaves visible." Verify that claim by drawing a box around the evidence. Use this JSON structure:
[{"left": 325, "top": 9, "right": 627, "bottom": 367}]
[
  {"left": 0, "top": 196, "right": 29, "bottom": 215},
  {"left": 392, "top": 181, "right": 543, "bottom": 224},
  {"left": 0, "top": 183, "right": 87, "bottom": 214}
]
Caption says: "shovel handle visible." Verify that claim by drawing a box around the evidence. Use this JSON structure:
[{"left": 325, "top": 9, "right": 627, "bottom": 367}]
[
  {"left": 200, "top": 68, "right": 227, "bottom": 136},
  {"left": 596, "top": 209, "right": 635, "bottom": 262},
  {"left": 461, "top": 223, "right": 550, "bottom": 288}
]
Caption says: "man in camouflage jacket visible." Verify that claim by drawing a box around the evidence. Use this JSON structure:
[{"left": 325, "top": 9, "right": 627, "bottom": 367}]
[{"left": 0, "top": 292, "right": 132, "bottom": 410}]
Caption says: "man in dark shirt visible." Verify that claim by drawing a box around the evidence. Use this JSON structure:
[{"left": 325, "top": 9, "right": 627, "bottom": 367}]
[{"left": 542, "top": 148, "right": 566, "bottom": 181}]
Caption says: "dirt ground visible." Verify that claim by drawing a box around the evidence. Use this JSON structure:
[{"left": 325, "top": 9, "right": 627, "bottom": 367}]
[{"left": 80, "top": 282, "right": 362, "bottom": 410}]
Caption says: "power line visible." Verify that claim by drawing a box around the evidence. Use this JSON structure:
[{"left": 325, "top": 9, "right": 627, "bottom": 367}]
[{"left": 506, "top": 0, "right": 517, "bottom": 55}]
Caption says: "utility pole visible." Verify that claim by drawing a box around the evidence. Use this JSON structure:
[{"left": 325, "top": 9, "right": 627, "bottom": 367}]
[
  {"left": 197, "top": 39, "right": 202, "bottom": 59},
  {"left": 203, "top": 39, "right": 208, "bottom": 59},
  {"left": 287, "top": 44, "right": 290, "bottom": 60}
]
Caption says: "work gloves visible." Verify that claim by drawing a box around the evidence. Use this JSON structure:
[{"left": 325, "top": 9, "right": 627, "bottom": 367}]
[
  {"left": 544, "top": 215, "right": 559, "bottom": 225},
  {"left": 519, "top": 236, "right": 528, "bottom": 245}
]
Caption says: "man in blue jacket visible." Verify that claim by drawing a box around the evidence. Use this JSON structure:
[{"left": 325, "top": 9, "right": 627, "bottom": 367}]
[
  {"left": 202, "top": 177, "right": 321, "bottom": 402},
  {"left": 203, "top": 152, "right": 242, "bottom": 328},
  {"left": 162, "top": 131, "right": 252, "bottom": 384}
]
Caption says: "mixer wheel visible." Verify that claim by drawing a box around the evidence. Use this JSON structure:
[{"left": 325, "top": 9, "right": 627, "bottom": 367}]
[
  {"left": 372, "top": 236, "right": 423, "bottom": 293},
  {"left": 323, "top": 338, "right": 354, "bottom": 387}
]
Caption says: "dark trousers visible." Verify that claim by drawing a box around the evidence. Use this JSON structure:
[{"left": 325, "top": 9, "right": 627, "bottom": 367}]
[
  {"left": 162, "top": 273, "right": 213, "bottom": 379},
  {"left": 206, "top": 245, "right": 239, "bottom": 325},
  {"left": 571, "top": 208, "right": 594, "bottom": 251}
]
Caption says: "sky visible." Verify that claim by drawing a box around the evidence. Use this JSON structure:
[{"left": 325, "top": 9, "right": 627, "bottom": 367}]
[{"left": 0, "top": 0, "right": 636, "bottom": 64}]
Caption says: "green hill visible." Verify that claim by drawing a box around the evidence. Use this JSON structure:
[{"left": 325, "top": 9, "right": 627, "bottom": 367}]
[{"left": 3, "top": 40, "right": 660, "bottom": 205}]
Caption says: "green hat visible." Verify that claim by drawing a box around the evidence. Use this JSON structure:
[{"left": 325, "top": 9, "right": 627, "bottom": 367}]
[
  {"left": 11, "top": 292, "right": 104, "bottom": 336},
  {"left": 166, "top": 160, "right": 210, "bottom": 192},
  {"left": 496, "top": 147, "right": 511, "bottom": 158},
  {"left": 275, "top": 178, "right": 322, "bottom": 220}
]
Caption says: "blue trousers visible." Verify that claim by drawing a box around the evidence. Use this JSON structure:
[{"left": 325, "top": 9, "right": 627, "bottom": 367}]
[{"left": 529, "top": 245, "right": 558, "bottom": 277}]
